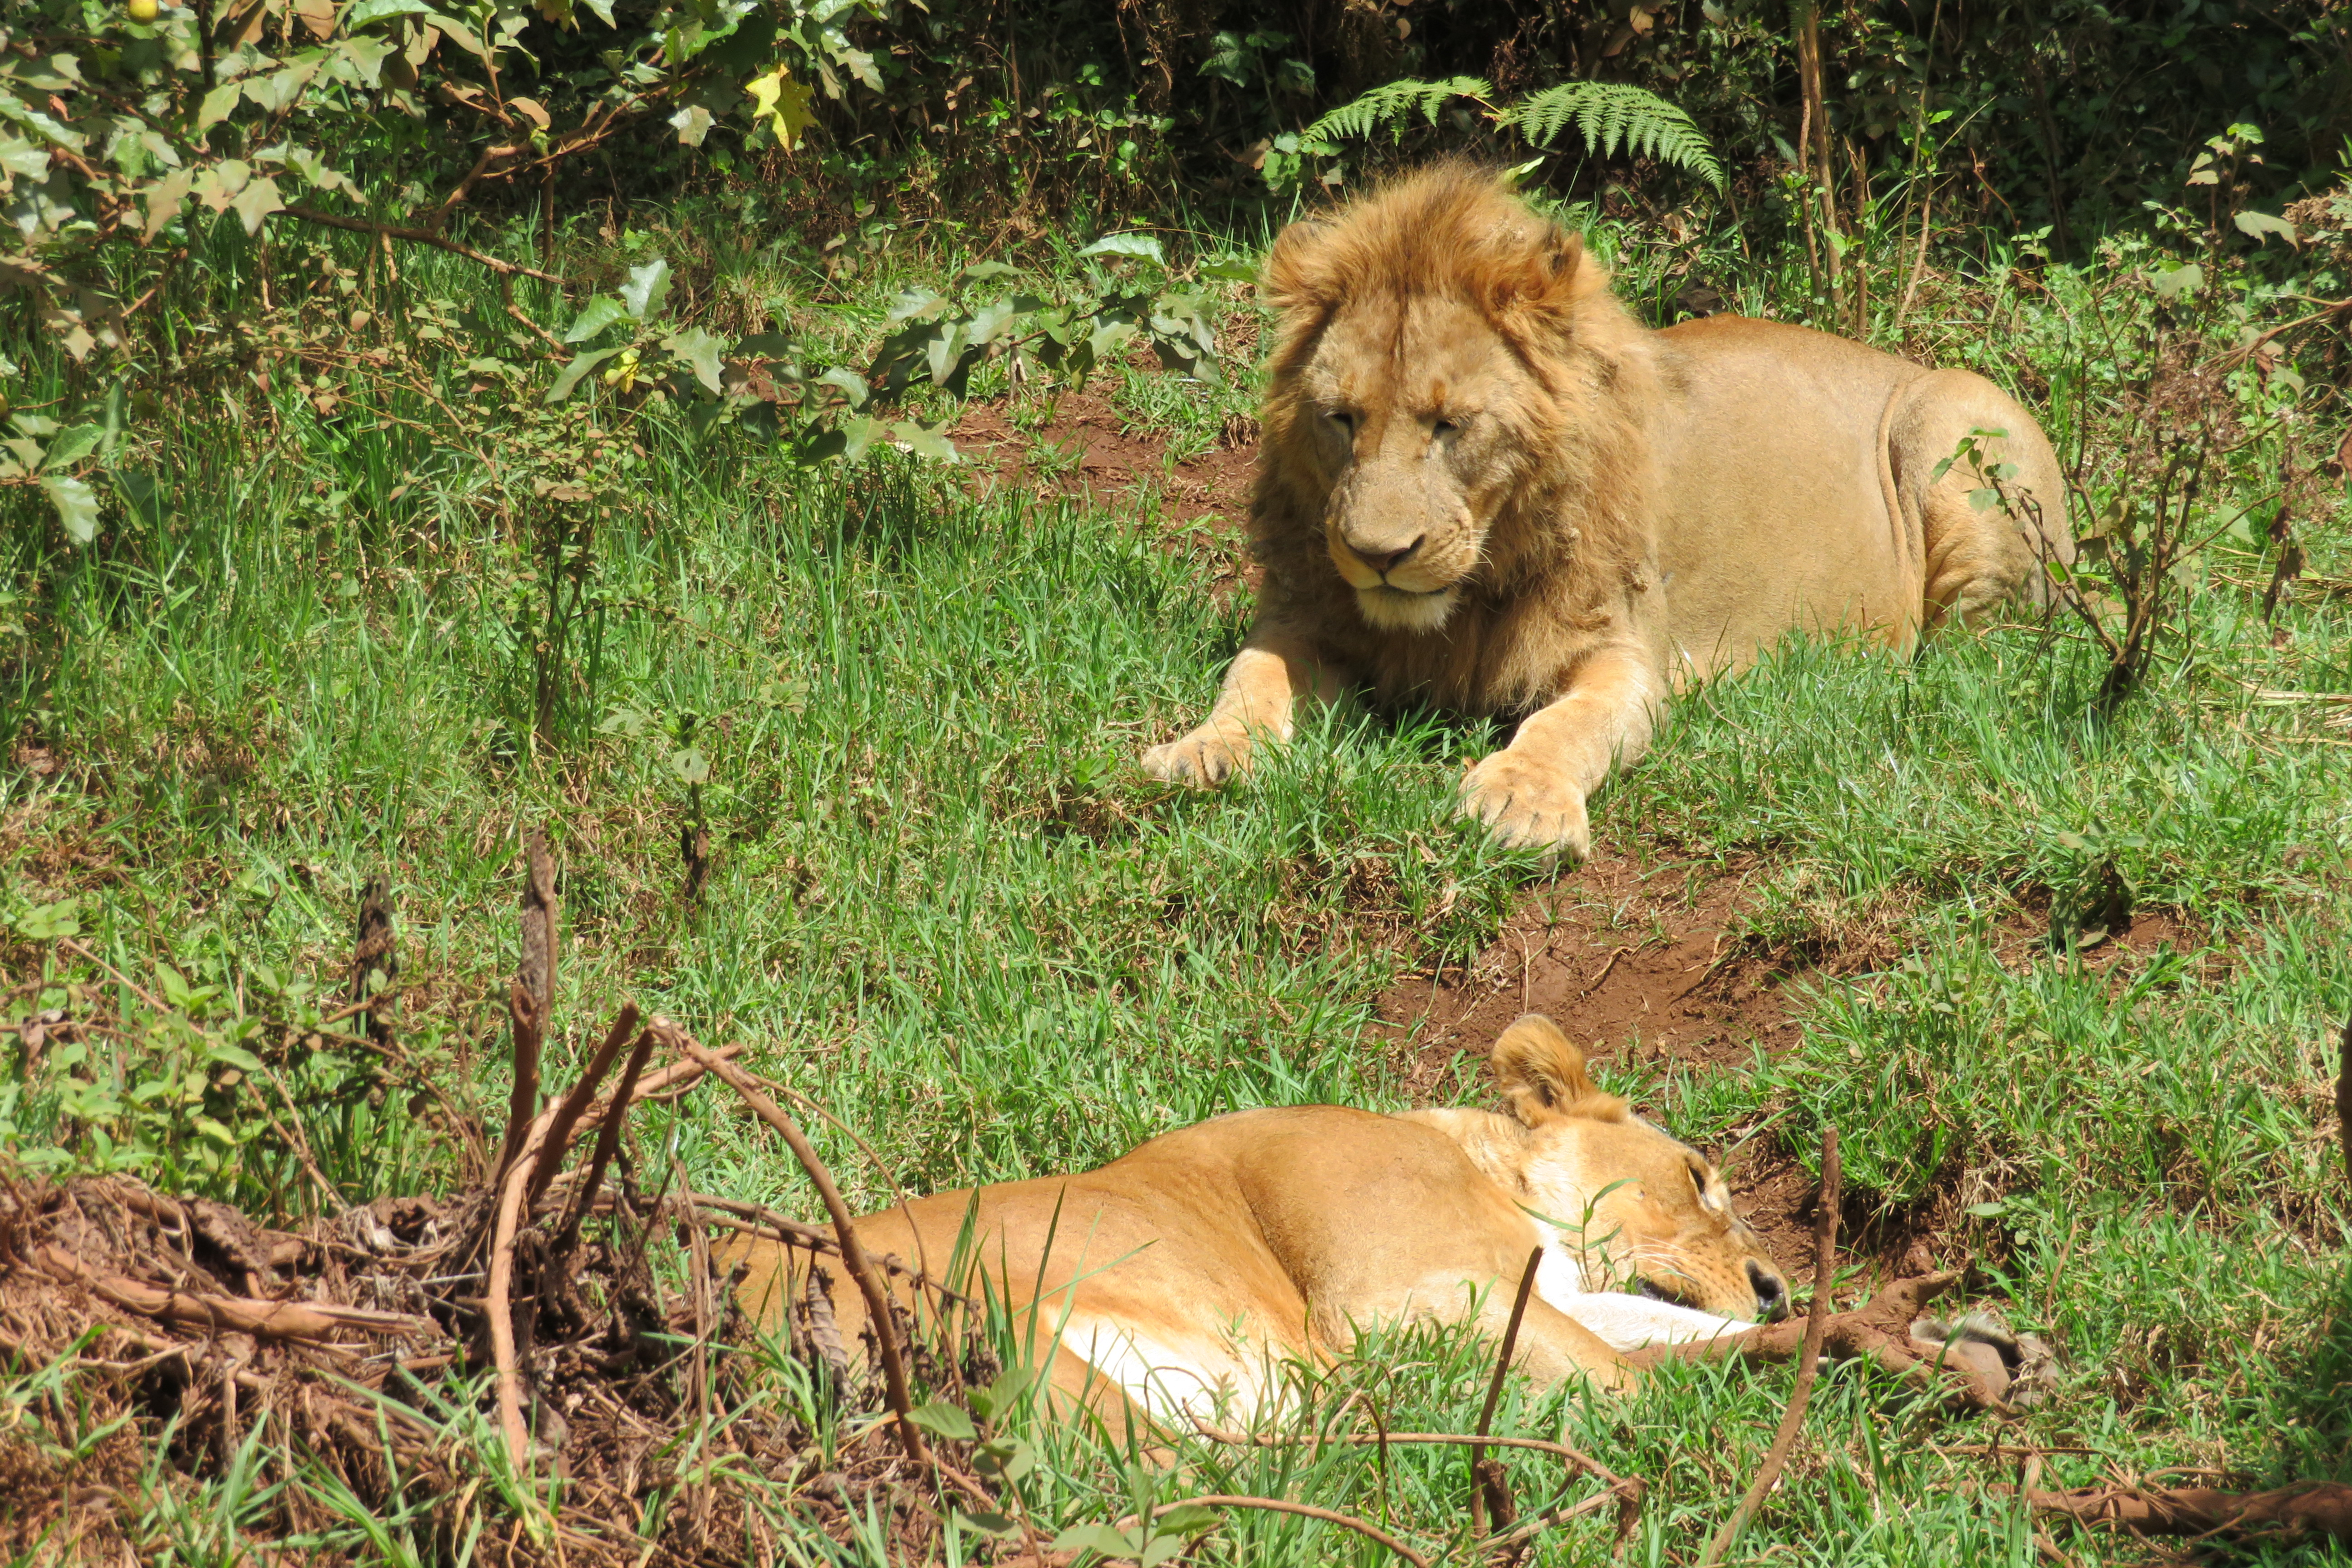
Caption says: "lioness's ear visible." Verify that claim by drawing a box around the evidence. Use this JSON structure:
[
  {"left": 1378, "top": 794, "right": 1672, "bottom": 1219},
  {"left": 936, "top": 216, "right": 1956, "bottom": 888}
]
[
  {"left": 1262, "top": 218, "right": 1337, "bottom": 313},
  {"left": 1493, "top": 1014, "right": 1625, "bottom": 1125}
]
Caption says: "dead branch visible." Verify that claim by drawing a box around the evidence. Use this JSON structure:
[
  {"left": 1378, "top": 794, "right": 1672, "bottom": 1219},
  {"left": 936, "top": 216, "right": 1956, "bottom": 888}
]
[
  {"left": 676, "top": 1035, "right": 929, "bottom": 1466},
  {"left": 1122, "top": 1495, "right": 1431, "bottom": 1568},
  {"left": 1700, "top": 1126, "right": 1842, "bottom": 1567},
  {"left": 494, "top": 832, "right": 558, "bottom": 1184},
  {"left": 523, "top": 1004, "right": 641, "bottom": 1212},
  {"left": 1194, "top": 1423, "right": 1640, "bottom": 1545},
  {"left": 486, "top": 1105, "right": 549, "bottom": 1465},
  {"left": 685, "top": 1193, "right": 970, "bottom": 1303},
  {"left": 554, "top": 1021, "right": 659, "bottom": 1260},
  {"left": 32, "top": 1244, "right": 430, "bottom": 1342},
  {"left": 1634, "top": 1270, "right": 2006, "bottom": 1411},
  {"left": 2337, "top": 1000, "right": 2349, "bottom": 1194},
  {"left": 1469, "top": 1245, "right": 1543, "bottom": 1539},
  {"left": 2026, "top": 1481, "right": 2352, "bottom": 1543},
  {"left": 276, "top": 205, "right": 565, "bottom": 286},
  {"left": 349, "top": 874, "right": 397, "bottom": 1050}
]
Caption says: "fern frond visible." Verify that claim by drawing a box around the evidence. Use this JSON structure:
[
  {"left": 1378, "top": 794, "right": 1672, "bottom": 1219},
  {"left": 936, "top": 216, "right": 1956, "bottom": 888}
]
[
  {"left": 1301, "top": 76, "right": 1492, "bottom": 150},
  {"left": 1500, "top": 81, "right": 1724, "bottom": 191}
]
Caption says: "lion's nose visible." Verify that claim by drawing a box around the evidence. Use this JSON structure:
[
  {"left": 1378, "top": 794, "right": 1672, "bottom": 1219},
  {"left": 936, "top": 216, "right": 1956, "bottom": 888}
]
[
  {"left": 1748, "top": 1260, "right": 1788, "bottom": 1321},
  {"left": 1355, "top": 535, "right": 1424, "bottom": 575}
]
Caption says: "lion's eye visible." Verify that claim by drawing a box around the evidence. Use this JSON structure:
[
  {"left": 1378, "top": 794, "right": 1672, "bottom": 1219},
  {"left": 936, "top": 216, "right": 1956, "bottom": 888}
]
[
  {"left": 1431, "top": 417, "right": 1459, "bottom": 436},
  {"left": 1328, "top": 409, "right": 1358, "bottom": 435}
]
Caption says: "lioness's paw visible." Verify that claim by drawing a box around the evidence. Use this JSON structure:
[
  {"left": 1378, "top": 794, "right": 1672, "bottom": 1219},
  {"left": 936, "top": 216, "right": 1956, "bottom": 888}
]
[
  {"left": 1459, "top": 752, "right": 1591, "bottom": 859},
  {"left": 1143, "top": 726, "right": 1251, "bottom": 787}
]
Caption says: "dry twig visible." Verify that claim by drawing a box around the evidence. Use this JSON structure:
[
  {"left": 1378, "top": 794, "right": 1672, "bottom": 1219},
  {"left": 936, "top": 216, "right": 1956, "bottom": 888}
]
[
  {"left": 2026, "top": 1481, "right": 2352, "bottom": 1543},
  {"left": 677, "top": 1036, "right": 930, "bottom": 1465},
  {"left": 1122, "top": 1496, "right": 1433, "bottom": 1568},
  {"left": 1698, "top": 1126, "right": 1842, "bottom": 1567}
]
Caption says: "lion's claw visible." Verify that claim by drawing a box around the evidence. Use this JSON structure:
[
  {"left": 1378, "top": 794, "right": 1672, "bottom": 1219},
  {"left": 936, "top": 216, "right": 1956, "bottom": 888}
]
[{"left": 1458, "top": 751, "right": 1591, "bottom": 860}]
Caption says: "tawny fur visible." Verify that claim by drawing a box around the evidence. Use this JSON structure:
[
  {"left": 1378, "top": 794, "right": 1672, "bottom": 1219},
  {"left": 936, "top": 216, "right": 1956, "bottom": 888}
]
[
  {"left": 1142, "top": 161, "right": 2075, "bottom": 858},
  {"left": 720, "top": 1017, "right": 1787, "bottom": 1434}
]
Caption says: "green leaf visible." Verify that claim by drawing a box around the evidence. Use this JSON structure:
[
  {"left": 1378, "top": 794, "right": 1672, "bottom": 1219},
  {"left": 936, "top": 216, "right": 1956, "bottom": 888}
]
[
  {"left": 2147, "top": 262, "right": 2203, "bottom": 300},
  {"left": 14, "top": 898, "right": 82, "bottom": 940},
  {"left": 1051, "top": 1524, "right": 1142, "bottom": 1559},
  {"left": 1152, "top": 1504, "right": 1221, "bottom": 1537},
  {"left": 1199, "top": 255, "right": 1258, "bottom": 282},
  {"left": 1963, "top": 1200, "right": 2008, "bottom": 1218},
  {"left": 669, "top": 746, "right": 710, "bottom": 785},
  {"left": 815, "top": 367, "right": 869, "bottom": 407},
  {"left": 621, "top": 259, "right": 672, "bottom": 322},
  {"left": 954, "top": 1511, "right": 1018, "bottom": 1537},
  {"left": 1079, "top": 232, "right": 1166, "bottom": 265},
  {"left": 41, "top": 475, "right": 99, "bottom": 543},
  {"left": 564, "top": 296, "right": 632, "bottom": 343},
  {"left": 2232, "top": 209, "right": 2298, "bottom": 245},
  {"left": 972, "top": 1434, "right": 1033, "bottom": 1480},
  {"left": 231, "top": 174, "right": 285, "bottom": 236},
  {"left": 545, "top": 347, "right": 622, "bottom": 403},
  {"left": 343, "top": 0, "right": 433, "bottom": 25},
  {"left": 662, "top": 327, "right": 726, "bottom": 395},
  {"left": 42, "top": 424, "right": 105, "bottom": 470},
  {"left": 208, "top": 1043, "right": 267, "bottom": 1074},
  {"left": 197, "top": 81, "right": 244, "bottom": 132},
  {"left": 905, "top": 1402, "right": 976, "bottom": 1441},
  {"left": 891, "top": 421, "right": 960, "bottom": 463}
]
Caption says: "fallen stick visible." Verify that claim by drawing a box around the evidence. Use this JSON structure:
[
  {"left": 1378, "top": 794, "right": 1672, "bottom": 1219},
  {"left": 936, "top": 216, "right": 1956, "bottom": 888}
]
[
  {"left": 686, "top": 1193, "right": 970, "bottom": 1303},
  {"left": 1120, "top": 1495, "right": 1431, "bottom": 1568},
  {"left": 676, "top": 1035, "right": 929, "bottom": 1465},
  {"left": 1632, "top": 1269, "right": 2005, "bottom": 1411},
  {"left": 1469, "top": 1245, "right": 1543, "bottom": 1539},
  {"left": 578, "top": 1039, "right": 742, "bottom": 1126},
  {"left": 2026, "top": 1481, "right": 2352, "bottom": 1543},
  {"left": 1196, "top": 1421, "right": 1640, "bottom": 1545},
  {"left": 1698, "top": 1125, "right": 1841, "bottom": 1568},
  {"left": 34, "top": 1245, "right": 431, "bottom": 1342}
]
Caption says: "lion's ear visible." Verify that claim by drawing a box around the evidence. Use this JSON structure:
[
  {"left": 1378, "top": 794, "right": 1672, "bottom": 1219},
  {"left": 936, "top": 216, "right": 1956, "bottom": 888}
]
[
  {"left": 1482, "top": 225, "right": 1611, "bottom": 335},
  {"left": 1493, "top": 1014, "right": 1625, "bottom": 1126},
  {"left": 1263, "top": 218, "right": 1338, "bottom": 313}
]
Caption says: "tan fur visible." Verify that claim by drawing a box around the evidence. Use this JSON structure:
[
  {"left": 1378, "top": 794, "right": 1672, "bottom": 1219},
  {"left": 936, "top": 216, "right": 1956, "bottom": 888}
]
[
  {"left": 1142, "top": 163, "right": 2075, "bottom": 857},
  {"left": 720, "top": 1016, "right": 1786, "bottom": 1432}
]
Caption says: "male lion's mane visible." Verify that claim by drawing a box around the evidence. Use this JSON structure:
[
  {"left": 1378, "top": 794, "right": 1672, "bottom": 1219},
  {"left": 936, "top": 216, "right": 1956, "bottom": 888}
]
[{"left": 1250, "top": 162, "right": 1661, "bottom": 718}]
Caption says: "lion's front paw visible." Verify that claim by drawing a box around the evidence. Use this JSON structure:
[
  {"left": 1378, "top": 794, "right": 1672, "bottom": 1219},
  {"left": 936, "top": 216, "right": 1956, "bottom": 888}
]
[
  {"left": 1459, "top": 751, "right": 1591, "bottom": 859},
  {"left": 1142, "top": 724, "right": 1253, "bottom": 787}
]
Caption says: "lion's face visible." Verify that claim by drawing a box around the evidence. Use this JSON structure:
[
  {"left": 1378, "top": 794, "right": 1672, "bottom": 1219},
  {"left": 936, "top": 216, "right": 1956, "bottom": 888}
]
[
  {"left": 1493, "top": 1017, "right": 1787, "bottom": 1323},
  {"left": 1289, "top": 293, "right": 1550, "bottom": 634}
]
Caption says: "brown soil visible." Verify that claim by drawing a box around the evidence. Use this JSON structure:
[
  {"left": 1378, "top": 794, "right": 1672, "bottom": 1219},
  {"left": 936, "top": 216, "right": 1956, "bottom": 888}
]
[
  {"left": 1378, "top": 853, "right": 1797, "bottom": 1099},
  {"left": 950, "top": 389, "right": 1257, "bottom": 537}
]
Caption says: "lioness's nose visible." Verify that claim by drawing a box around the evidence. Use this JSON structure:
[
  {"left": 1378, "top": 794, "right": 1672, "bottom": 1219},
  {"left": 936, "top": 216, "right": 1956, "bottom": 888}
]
[
  {"left": 1355, "top": 535, "right": 1424, "bottom": 574},
  {"left": 1748, "top": 1260, "right": 1788, "bottom": 1320}
]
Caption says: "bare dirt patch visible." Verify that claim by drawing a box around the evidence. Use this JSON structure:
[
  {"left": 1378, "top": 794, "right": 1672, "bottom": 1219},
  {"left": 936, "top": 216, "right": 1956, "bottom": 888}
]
[
  {"left": 1378, "top": 853, "right": 1797, "bottom": 1100},
  {"left": 950, "top": 390, "right": 1256, "bottom": 537}
]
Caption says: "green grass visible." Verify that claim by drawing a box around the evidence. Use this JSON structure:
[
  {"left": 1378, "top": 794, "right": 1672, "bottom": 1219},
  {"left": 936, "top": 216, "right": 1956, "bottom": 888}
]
[{"left": 4, "top": 193, "right": 2351, "bottom": 1564}]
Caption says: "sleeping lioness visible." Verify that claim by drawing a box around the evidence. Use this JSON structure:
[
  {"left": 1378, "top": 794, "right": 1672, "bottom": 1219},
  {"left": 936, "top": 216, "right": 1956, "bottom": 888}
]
[
  {"left": 1143, "top": 163, "right": 2075, "bottom": 859},
  {"left": 722, "top": 1018, "right": 2022, "bottom": 1430}
]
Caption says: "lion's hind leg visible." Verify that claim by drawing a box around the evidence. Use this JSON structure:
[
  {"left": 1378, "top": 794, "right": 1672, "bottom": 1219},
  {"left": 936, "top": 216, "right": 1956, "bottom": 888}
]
[{"left": 1884, "top": 368, "right": 2074, "bottom": 634}]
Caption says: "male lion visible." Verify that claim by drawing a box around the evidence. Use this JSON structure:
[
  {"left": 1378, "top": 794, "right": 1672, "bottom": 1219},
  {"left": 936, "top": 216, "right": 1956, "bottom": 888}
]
[
  {"left": 1142, "top": 164, "right": 2073, "bottom": 858},
  {"left": 723, "top": 1017, "right": 2020, "bottom": 1430}
]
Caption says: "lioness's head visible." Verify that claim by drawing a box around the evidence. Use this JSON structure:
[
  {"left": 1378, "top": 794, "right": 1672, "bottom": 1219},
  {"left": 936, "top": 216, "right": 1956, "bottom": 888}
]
[
  {"left": 1258, "top": 163, "right": 1647, "bottom": 637},
  {"left": 1492, "top": 1015, "right": 1787, "bottom": 1323}
]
